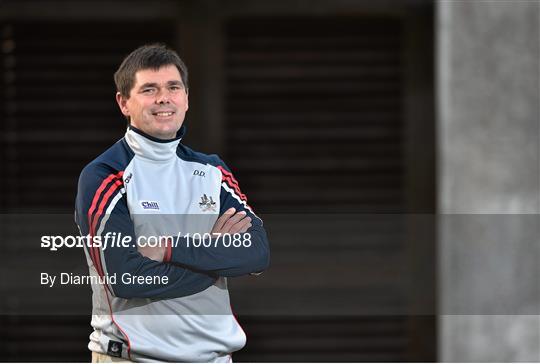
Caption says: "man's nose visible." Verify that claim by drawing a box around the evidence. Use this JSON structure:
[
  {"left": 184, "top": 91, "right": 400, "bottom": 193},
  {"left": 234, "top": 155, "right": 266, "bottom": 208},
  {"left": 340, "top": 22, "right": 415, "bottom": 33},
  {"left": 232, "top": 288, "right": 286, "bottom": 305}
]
[{"left": 155, "top": 89, "right": 171, "bottom": 104}]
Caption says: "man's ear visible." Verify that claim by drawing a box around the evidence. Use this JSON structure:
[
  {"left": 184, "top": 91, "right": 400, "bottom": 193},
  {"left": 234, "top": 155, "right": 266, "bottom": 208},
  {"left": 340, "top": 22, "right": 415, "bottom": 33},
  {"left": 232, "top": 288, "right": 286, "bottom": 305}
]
[{"left": 116, "top": 92, "right": 130, "bottom": 117}]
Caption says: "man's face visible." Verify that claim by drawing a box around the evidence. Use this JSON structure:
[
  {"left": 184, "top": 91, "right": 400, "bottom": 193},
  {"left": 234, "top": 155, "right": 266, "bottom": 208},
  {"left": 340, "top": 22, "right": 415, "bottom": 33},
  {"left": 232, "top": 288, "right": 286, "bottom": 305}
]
[{"left": 116, "top": 64, "right": 189, "bottom": 139}]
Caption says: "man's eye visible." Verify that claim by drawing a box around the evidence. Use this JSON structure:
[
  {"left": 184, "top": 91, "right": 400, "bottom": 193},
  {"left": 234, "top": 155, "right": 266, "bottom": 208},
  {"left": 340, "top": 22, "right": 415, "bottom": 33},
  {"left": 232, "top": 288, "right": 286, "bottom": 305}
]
[
  {"left": 142, "top": 88, "right": 156, "bottom": 94},
  {"left": 170, "top": 86, "right": 182, "bottom": 91}
]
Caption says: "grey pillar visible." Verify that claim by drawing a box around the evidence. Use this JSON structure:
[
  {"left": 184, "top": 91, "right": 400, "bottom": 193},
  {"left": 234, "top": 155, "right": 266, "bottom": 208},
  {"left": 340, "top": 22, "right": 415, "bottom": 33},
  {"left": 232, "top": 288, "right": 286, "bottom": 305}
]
[{"left": 437, "top": 0, "right": 540, "bottom": 361}]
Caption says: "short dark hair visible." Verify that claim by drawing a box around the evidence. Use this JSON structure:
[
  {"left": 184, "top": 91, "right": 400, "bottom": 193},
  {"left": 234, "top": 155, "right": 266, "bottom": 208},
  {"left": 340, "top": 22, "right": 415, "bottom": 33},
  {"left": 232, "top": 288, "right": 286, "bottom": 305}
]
[{"left": 114, "top": 43, "right": 189, "bottom": 98}]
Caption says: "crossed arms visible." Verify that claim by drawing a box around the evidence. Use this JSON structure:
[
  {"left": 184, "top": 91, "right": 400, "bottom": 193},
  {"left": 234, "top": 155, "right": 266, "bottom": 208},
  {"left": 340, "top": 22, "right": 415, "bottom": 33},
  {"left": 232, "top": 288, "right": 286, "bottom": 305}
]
[{"left": 75, "top": 162, "right": 270, "bottom": 299}]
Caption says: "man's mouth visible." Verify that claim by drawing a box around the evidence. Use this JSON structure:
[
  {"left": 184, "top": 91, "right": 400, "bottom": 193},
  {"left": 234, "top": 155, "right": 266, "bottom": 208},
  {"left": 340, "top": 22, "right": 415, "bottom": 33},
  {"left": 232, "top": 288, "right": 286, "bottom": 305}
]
[{"left": 153, "top": 111, "right": 175, "bottom": 117}]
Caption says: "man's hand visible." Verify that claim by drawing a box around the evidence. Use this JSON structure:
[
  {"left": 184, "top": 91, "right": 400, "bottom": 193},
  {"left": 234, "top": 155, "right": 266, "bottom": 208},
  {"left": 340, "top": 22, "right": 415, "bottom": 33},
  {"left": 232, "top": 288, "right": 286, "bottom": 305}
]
[
  {"left": 211, "top": 207, "right": 252, "bottom": 235},
  {"left": 137, "top": 209, "right": 251, "bottom": 260}
]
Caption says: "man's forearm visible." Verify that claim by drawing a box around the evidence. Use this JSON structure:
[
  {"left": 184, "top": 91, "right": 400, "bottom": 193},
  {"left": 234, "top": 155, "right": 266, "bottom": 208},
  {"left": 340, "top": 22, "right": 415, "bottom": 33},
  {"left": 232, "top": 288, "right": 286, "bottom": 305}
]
[{"left": 168, "top": 225, "right": 270, "bottom": 277}]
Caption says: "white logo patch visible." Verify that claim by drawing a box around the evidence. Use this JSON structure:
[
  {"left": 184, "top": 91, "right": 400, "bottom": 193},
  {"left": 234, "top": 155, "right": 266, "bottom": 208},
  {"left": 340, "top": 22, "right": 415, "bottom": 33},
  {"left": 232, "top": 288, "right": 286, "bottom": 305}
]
[
  {"left": 140, "top": 200, "right": 160, "bottom": 210},
  {"left": 199, "top": 194, "right": 216, "bottom": 212}
]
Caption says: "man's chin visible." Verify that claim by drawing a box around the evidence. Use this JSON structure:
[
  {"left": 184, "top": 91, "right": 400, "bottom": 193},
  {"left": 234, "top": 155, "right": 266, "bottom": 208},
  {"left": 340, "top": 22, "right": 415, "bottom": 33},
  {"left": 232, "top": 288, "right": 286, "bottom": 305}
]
[
  {"left": 133, "top": 120, "right": 183, "bottom": 140},
  {"left": 152, "top": 127, "right": 181, "bottom": 140}
]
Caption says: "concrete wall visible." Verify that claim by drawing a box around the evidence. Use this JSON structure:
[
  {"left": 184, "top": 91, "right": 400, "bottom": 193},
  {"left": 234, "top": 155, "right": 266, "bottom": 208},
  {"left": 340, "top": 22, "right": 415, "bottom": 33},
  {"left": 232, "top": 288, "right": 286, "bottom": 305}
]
[{"left": 437, "top": 0, "right": 540, "bottom": 361}]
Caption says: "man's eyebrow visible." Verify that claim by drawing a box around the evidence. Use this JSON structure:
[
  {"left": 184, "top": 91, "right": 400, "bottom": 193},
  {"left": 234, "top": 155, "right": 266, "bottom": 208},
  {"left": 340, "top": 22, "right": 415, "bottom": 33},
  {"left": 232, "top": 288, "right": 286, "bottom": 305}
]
[
  {"left": 167, "top": 80, "right": 184, "bottom": 86},
  {"left": 139, "top": 82, "right": 159, "bottom": 89}
]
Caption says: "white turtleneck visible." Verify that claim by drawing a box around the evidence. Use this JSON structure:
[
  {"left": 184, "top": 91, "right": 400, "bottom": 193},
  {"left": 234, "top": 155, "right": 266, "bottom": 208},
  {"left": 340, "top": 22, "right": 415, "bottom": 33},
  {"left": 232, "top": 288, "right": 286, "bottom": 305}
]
[{"left": 124, "top": 126, "right": 182, "bottom": 162}]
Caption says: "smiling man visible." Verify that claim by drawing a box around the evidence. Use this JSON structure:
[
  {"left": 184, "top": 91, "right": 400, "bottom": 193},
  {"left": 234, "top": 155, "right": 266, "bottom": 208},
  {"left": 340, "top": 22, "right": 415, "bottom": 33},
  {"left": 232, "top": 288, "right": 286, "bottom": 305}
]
[
  {"left": 115, "top": 64, "right": 188, "bottom": 139},
  {"left": 75, "top": 44, "right": 269, "bottom": 363}
]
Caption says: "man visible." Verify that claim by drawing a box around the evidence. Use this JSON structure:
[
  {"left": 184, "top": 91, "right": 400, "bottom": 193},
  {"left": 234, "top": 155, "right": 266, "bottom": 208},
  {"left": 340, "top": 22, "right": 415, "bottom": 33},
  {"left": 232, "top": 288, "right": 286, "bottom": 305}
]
[{"left": 75, "top": 44, "right": 269, "bottom": 362}]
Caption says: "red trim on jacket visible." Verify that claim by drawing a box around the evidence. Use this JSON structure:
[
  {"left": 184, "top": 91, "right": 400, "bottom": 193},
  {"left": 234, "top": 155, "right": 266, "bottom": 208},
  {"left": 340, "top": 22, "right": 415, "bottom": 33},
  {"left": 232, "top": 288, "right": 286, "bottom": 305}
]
[
  {"left": 217, "top": 166, "right": 247, "bottom": 201},
  {"left": 87, "top": 171, "right": 124, "bottom": 277}
]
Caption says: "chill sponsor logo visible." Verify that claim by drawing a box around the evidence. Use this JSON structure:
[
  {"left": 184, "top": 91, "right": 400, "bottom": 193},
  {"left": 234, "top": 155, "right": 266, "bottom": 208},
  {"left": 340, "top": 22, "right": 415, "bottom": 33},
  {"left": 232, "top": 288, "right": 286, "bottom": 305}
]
[{"left": 140, "top": 200, "right": 160, "bottom": 210}]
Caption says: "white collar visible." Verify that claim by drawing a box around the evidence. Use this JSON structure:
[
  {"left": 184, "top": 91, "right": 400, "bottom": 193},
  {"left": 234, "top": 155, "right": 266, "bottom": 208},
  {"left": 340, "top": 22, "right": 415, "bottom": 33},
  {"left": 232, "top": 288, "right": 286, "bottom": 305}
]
[{"left": 124, "top": 126, "right": 184, "bottom": 162}]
